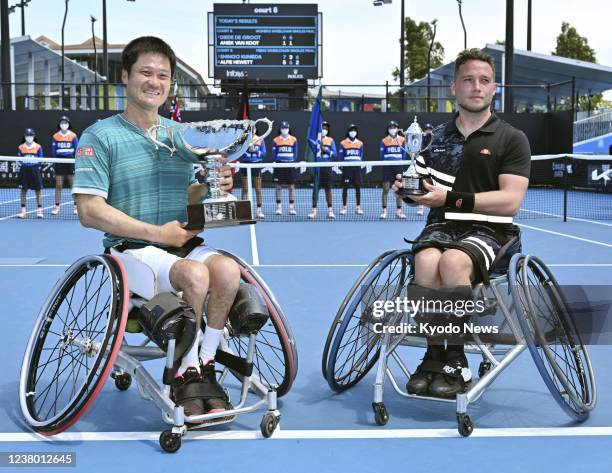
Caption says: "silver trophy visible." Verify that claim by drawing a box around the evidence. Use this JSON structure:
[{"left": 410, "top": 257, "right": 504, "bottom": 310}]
[
  {"left": 147, "top": 118, "right": 273, "bottom": 228},
  {"left": 399, "top": 116, "right": 429, "bottom": 197}
]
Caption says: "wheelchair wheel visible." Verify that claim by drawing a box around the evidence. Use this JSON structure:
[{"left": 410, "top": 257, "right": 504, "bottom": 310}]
[
  {"left": 325, "top": 249, "right": 414, "bottom": 392},
  {"left": 19, "top": 254, "right": 128, "bottom": 434},
  {"left": 218, "top": 250, "right": 297, "bottom": 397},
  {"left": 321, "top": 250, "right": 397, "bottom": 379},
  {"left": 509, "top": 254, "right": 596, "bottom": 421}
]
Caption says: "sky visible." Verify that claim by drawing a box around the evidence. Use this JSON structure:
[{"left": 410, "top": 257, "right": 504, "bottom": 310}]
[{"left": 7, "top": 0, "right": 612, "bottom": 95}]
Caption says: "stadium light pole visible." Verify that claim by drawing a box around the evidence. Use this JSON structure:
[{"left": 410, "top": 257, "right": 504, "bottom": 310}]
[
  {"left": 7, "top": 0, "right": 31, "bottom": 36},
  {"left": 1, "top": 0, "right": 12, "bottom": 110},
  {"left": 102, "top": 0, "right": 136, "bottom": 111},
  {"left": 457, "top": 0, "right": 466, "bottom": 50},
  {"left": 527, "top": 0, "right": 532, "bottom": 51},
  {"left": 373, "top": 0, "right": 405, "bottom": 112},
  {"left": 426, "top": 19, "right": 438, "bottom": 112},
  {"left": 61, "top": 0, "right": 69, "bottom": 110},
  {"left": 504, "top": 0, "right": 514, "bottom": 113},
  {"left": 91, "top": 15, "right": 97, "bottom": 110}
]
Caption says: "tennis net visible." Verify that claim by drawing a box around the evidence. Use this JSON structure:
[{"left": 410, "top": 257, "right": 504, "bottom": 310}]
[{"left": 1, "top": 155, "right": 610, "bottom": 222}]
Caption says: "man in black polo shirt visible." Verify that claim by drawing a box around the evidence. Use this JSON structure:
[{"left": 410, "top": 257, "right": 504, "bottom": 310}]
[{"left": 394, "top": 49, "right": 531, "bottom": 398}]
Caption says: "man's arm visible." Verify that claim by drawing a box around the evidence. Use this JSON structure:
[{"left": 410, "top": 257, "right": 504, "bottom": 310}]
[
  {"left": 76, "top": 194, "right": 201, "bottom": 247},
  {"left": 397, "top": 173, "right": 528, "bottom": 216},
  {"left": 473, "top": 174, "right": 529, "bottom": 216}
]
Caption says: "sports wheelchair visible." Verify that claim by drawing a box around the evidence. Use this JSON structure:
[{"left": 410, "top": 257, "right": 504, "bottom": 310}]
[
  {"left": 322, "top": 235, "right": 596, "bottom": 436},
  {"left": 20, "top": 249, "right": 298, "bottom": 452}
]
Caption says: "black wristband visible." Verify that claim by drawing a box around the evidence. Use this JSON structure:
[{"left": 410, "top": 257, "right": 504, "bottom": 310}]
[{"left": 445, "top": 191, "right": 475, "bottom": 212}]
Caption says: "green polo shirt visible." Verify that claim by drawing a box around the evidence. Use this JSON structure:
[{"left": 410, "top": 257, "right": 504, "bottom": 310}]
[{"left": 73, "top": 114, "right": 197, "bottom": 248}]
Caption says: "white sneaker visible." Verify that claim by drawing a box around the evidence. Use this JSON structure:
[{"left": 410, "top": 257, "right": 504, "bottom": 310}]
[
  {"left": 36, "top": 208, "right": 44, "bottom": 219},
  {"left": 18, "top": 208, "right": 27, "bottom": 219},
  {"left": 417, "top": 205, "right": 425, "bottom": 216},
  {"left": 308, "top": 208, "right": 317, "bottom": 219},
  {"left": 289, "top": 206, "right": 297, "bottom": 216},
  {"left": 256, "top": 208, "right": 265, "bottom": 219},
  {"left": 275, "top": 205, "right": 282, "bottom": 215},
  {"left": 396, "top": 209, "right": 407, "bottom": 219},
  {"left": 51, "top": 205, "right": 60, "bottom": 215},
  {"left": 356, "top": 206, "right": 363, "bottom": 215},
  {"left": 380, "top": 209, "right": 388, "bottom": 219},
  {"left": 340, "top": 206, "right": 348, "bottom": 216},
  {"left": 327, "top": 208, "right": 336, "bottom": 219}
]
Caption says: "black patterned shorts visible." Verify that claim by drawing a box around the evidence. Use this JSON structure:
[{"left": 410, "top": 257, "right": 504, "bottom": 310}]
[{"left": 412, "top": 221, "right": 506, "bottom": 283}]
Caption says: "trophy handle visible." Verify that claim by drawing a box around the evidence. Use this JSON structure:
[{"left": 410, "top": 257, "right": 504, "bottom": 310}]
[
  {"left": 254, "top": 118, "right": 274, "bottom": 140},
  {"left": 147, "top": 124, "right": 176, "bottom": 155}
]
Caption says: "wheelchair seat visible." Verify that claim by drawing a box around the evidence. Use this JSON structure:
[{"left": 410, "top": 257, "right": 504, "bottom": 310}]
[{"left": 488, "top": 235, "right": 521, "bottom": 278}]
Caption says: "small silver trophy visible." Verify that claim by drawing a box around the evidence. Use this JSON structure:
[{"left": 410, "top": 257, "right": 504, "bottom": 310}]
[
  {"left": 399, "top": 116, "right": 428, "bottom": 197},
  {"left": 147, "top": 118, "right": 272, "bottom": 228}
]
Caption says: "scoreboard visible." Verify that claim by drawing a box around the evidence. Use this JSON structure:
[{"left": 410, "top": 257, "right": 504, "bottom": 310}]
[{"left": 208, "top": 4, "right": 322, "bottom": 80}]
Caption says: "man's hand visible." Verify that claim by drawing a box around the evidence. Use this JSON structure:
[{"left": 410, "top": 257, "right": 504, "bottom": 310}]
[
  {"left": 158, "top": 220, "right": 202, "bottom": 247},
  {"left": 213, "top": 154, "right": 233, "bottom": 194},
  {"left": 392, "top": 174, "right": 447, "bottom": 208}
]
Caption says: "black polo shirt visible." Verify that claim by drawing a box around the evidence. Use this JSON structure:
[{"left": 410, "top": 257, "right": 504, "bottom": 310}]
[{"left": 416, "top": 112, "right": 531, "bottom": 227}]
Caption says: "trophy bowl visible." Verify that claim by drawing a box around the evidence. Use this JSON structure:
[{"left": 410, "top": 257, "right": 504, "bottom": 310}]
[{"left": 146, "top": 118, "right": 273, "bottom": 228}]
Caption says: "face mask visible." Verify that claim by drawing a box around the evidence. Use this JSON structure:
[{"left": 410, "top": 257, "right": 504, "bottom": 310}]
[
  {"left": 280, "top": 128, "right": 289, "bottom": 136},
  {"left": 388, "top": 128, "right": 398, "bottom": 137},
  {"left": 322, "top": 129, "right": 328, "bottom": 137},
  {"left": 25, "top": 136, "right": 34, "bottom": 145},
  {"left": 60, "top": 123, "right": 69, "bottom": 132},
  {"left": 348, "top": 131, "right": 357, "bottom": 139}
]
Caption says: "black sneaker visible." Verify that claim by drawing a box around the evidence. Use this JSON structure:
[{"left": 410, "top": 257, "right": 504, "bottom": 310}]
[
  {"left": 170, "top": 367, "right": 206, "bottom": 422},
  {"left": 199, "top": 361, "right": 232, "bottom": 414},
  {"left": 428, "top": 351, "right": 472, "bottom": 398},
  {"left": 407, "top": 346, "right": 444, "bottom": 395}
]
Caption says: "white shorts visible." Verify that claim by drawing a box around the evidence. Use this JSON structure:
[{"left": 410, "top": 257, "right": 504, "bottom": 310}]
[{"left": 122, "top": 244, "right": 220, "bottom": 294}]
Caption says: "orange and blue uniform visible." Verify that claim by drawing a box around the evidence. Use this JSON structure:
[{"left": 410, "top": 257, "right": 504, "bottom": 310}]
[
  {"left": 52, "top": 130, "right": 79, "bottom": 175},
  {"left": 17, "top": 143, "right": 43, "bottom": 190}
]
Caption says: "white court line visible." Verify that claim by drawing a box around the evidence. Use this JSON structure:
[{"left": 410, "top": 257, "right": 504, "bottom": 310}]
[
  {"left": 520, "top": 208, "right": 612, "bottom": 228},
  {"left": 517, "top": 223, "right": 612, "bottom": 249},
  {"left": 250, "top": 223, "right": 260, "bottom": 267},
  {"left": 2, "top": 426, "right": 612, "bottom": 442}
]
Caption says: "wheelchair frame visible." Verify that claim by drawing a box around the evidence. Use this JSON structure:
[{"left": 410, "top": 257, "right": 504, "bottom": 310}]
[
  {"left": 323, "top": 241, "right": 596, "bottom": 436},
  {"left": 20, "top": 250, "right": 297, "bottom": 453}
]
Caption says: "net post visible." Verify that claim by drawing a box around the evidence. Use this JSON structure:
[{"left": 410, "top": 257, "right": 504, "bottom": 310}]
[{"left": 563, "top": 154, "right": 568, "bottom": 222}]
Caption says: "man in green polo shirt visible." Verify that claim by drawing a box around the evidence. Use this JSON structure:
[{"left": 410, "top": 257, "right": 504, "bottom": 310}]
[
  {"left": 394, "top": 49, "right": 531, "bottom": 398},
  {"left": 73, "top": 36, "right": 237, "bottom": 420}
]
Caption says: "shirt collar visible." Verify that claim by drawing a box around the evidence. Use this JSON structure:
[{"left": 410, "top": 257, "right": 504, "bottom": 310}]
[{"left": 445, "top": 111, "right": 500, "bottom": 135}]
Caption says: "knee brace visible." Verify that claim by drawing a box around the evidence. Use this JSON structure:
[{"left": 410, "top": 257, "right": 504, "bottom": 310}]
[
  {"left": 138, "top": 293, "right": 197, "bottom": 363},
  {"left": 227, "top": 283, "right": 270, "bottom": 336}
]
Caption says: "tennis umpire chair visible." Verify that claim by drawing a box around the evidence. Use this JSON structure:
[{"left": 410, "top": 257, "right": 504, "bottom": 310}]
[
  {"left": 322, "top": 234, "right": 596, "bottom": 436},
  {"left": 20, "top": 248, "right": 298, "bottom": 452}
]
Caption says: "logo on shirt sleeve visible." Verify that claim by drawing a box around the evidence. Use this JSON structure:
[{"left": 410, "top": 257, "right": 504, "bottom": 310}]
[{"left": 76, "top": 146, "right": 95, "bottom": 158}]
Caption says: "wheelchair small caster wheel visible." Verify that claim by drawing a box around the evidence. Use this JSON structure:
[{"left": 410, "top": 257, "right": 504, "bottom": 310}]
[
  {"left": 159, "top": 430, "right": 182, "bottom": 453},
  {"left": 372, "top": 402, "right": 389, "bottom": 426},
  {"left": 260, "top": 412, "right": 280, "bottom": 438},
  {"left": 457, "top": 414, "right": 473, "bottom": 437},
  {"left": 113, "top": 373, "right": 132, "bottom": 391},
  {"left": 478, "top": 362, "right": 492, "bottom": 378}
]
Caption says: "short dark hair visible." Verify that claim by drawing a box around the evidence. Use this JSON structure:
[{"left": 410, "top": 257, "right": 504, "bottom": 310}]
[
  {"left": 454, "top": 48, "right": 495, "bottom": 78},
  {"left": 122, "top": 36, "right": 177, "bottom": 77}
]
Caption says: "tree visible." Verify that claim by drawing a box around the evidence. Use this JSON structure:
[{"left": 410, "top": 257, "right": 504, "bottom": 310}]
[
  {"left": 392, "top": 16, "right": 445, "bottom": 83},
  {"left": 552, "top": 22, "right": 596, "bottom": 63}
]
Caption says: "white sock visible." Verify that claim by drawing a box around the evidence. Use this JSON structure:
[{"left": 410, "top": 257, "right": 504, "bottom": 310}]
[
  {"left": 176, "top": 331, "right": 201, "bottom": 377},
  {"left": 199, "top": 326, "right": 224, "bottom": 365}
]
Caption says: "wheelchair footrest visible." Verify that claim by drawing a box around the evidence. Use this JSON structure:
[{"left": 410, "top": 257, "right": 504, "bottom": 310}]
[{"left": 215, "top": 349, "right": 254, "bottom": 378}]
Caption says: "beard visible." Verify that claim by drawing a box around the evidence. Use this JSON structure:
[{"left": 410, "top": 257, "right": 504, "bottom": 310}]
[{"left": 457, "top": 96, "right": 493, "bottom": 114}]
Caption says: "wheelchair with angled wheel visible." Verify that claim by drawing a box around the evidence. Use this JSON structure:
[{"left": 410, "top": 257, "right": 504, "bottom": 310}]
[
  {"left": 322, "top": 232, "right": 596, "bottom": 436},
  {"left": 20, "top": 248, "right": 297, "bottom": 452}
]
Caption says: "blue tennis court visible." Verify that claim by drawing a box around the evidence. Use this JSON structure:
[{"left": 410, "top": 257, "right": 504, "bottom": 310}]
[{"left": 1, "top": 214, "right": 611, "bottom": 472}]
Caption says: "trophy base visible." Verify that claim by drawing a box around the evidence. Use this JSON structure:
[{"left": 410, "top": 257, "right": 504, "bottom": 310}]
[
  {"left": 185, "top": 200, "right": 255, "bottom": 229},
  {"left": 399, "top": 176, "right": 426, "bottom": 197}
]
